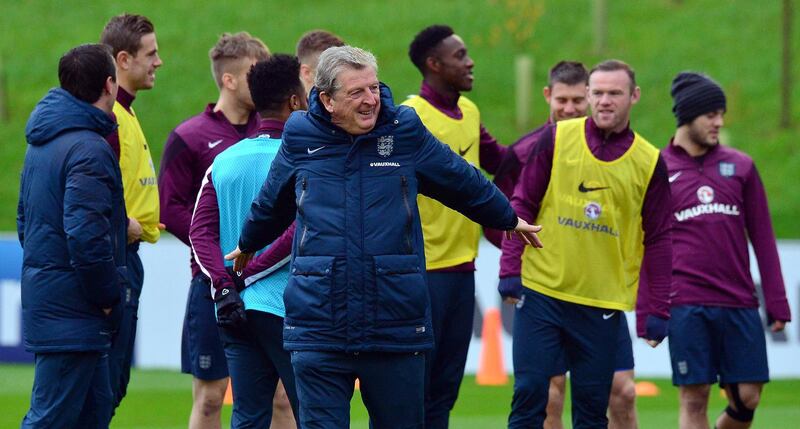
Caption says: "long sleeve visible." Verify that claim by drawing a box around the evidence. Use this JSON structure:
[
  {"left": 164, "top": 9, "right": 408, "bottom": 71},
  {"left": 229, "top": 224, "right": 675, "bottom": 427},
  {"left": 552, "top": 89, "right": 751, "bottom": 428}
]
[
  {"left": 743, "top": 166, "right": 790, "bottom": 322},
  {"left": 158, "top": 131, "right": 195, "bottom": 245},
  {"left": 241, "top": 222, "right": 296, "bottom": 284},
  {"left": 64, "top": 142, "right": 121, "bottom": 308},
  {"left": 499, "top": 126, "right": 554, "bottom": 277},
  {"left": 189, "top": 170, "right": 230, "bottom": 291},
  {"left": 478, "top": 124, "right": 507, "bottom": 175},
  {"left": 639, "top": 155, "right": 673, "bottom": 320}
]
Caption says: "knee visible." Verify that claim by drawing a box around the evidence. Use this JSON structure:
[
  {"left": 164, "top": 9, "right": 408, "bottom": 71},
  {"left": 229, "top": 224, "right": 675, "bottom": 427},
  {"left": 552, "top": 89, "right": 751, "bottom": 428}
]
[
  {"left": 273, "top": 390, "right": 293, "bottom": 414},
  {"left": 737, "top": 387, "right": 761, "bottom": 410},
  {"left": 680, "top": 387, "right": 710, "bottom": 416},
  {"left": 195, "top": 382, "right": 227, "bottom": 414},
  {"left": 610, "top": 379, "right": 636, "bottom": 410},
  {"left": 546, "top": 383, "right": 565, "bottom": 415}
]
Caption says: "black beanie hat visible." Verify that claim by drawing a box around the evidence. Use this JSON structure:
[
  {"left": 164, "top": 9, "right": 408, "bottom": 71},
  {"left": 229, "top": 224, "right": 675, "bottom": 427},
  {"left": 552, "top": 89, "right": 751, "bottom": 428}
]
[{"left": 670, "top": 72, "right": 726, "bottom": 126}]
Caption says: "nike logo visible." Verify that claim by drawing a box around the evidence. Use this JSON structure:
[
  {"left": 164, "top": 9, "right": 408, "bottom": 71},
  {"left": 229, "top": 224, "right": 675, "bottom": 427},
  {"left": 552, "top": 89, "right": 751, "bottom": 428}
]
[
  {"left": 307, "top": 146, "right": 325, "bottom": 155},
  {"left": 578, "top": 181, "right": 609, "bottom": 193},
  {"left": 602, "top": 312, "right": 615, "bottom": 320},
  {"left": 669, "top": 171, "right": 682, "bottom": 183},
  {"left": 458, "top": 143, "right": 473, "bottom": 157},
  {"left": 208, "top": 139, "right": 222, "bottom": 149}
]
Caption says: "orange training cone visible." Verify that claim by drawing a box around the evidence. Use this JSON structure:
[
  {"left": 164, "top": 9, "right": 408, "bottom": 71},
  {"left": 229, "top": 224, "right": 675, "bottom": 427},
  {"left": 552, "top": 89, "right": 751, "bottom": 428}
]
[
  {"left": 476, "top": 307, "right": 509, "bottom": 385},
  {"left": 634, "top": 381, "right": 660, "bottom": 397},
  {"left": 224, "top": 379, "right": 233, "bottom": 405}
]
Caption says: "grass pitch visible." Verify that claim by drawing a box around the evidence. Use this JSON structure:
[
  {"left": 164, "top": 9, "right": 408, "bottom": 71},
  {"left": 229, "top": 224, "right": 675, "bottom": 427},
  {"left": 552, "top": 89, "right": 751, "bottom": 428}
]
[{"left": 1, "top": 364, "right": 798, "bottom": 427}]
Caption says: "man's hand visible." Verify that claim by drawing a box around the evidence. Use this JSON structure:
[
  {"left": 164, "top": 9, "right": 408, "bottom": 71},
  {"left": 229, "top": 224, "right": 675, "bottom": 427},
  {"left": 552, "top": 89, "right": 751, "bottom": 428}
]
[
  {"left": 214, "top": 283, "right": 247, "bottom": 329},
  {"left": 225, "top": 246, "right": 254, "bottom": 273},
  {"left": 226, "top": 267, "right": 246, "bottom": 292},
  {"left": 127, "top": 217, "right": 143, "bottom": 244},
  {"left": 505, "top": 217, "right": 543, "bottom": 248},
  {"left": 644, "top": 315, "right": 668, "bottom": 348},
  {"left": 771, "top": 320, "right": 787, "bottom": 333},
  {"left": 498, "top": 276, "right": 523, "bottom": 304}
]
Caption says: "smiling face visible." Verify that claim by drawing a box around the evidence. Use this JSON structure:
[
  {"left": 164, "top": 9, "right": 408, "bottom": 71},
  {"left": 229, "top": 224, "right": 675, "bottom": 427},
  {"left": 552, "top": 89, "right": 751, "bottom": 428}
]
[
  {"left": 545, "top": 82, "right": 588, "bottom": 122},
  {"left": 320, "top": 66, "right": 381, "bottom": 135},
  {"left": 588, "top": 69, "right": 640, "bottom": 133},
  {"left": 125, "top": 32, "right": 163, "bottom": 92},
  {"left": 431, "top": 34, "right": 474, "bottom": 92}
]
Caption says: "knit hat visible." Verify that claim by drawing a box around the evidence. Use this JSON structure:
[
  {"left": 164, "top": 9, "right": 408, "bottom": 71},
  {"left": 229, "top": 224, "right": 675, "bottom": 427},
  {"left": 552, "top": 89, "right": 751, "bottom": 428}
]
[{"left": 670, "top": 72, "right": 726, "bottom": 126}]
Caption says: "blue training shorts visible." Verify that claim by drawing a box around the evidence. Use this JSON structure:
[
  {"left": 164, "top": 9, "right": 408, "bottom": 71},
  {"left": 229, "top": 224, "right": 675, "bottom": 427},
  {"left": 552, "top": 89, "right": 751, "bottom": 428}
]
[
  {"left": 668, "top": 305, "right": 769, "bottom": 386},
  {"left": 181, "top": 274, "right": 229, "bottom": 380},
  {"left": 552, "top": 311, "right": 634, "bottom": 375}
]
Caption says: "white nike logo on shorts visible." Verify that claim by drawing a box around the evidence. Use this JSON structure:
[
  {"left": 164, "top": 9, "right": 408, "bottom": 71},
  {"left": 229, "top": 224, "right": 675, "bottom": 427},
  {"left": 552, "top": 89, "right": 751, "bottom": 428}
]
[
  {"left": 307, "top": 146, "right": 325, "bottom": 155},
  {"left": 602, "top": 312, "right": 615, "bottom": 320}
]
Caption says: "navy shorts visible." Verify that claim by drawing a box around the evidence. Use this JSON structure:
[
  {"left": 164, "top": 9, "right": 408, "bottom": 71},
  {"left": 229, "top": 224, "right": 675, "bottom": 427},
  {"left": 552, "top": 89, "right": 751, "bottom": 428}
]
[
  {"left": 553, "top": 311, "right": 634, "bottom": 374},
  {"left": 181, "top": 274, "right": 229, "bottom": 380},
  {"left": 669, "top": 305, "right": 769, "bottom": 386}
]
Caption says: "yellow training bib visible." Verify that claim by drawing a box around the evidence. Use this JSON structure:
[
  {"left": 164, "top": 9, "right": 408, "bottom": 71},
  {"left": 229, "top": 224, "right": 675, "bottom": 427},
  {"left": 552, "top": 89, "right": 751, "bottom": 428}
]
[
  {"left": 114, "top": 102, "right": 160, "bottom": 243},
  {"left": 522, "top": 117, "right": 658, "bottom": 310},
  {"left": 403, "top": 95, "right": 481, "bottom": 270}
]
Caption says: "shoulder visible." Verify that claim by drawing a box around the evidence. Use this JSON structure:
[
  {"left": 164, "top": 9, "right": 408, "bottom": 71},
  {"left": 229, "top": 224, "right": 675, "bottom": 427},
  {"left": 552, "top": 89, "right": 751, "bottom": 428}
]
[
  {"left": 457, "top": 95, "right": 479, "bottom": 112},
  {"left": 67, "top": 131, "right": 117, "bottom": 167},
  {"left": 715, "top": 145, "right": 755, "bottom": 178},
  {"left": 172, "top": 109, "right": 216, "bottom": 142}
]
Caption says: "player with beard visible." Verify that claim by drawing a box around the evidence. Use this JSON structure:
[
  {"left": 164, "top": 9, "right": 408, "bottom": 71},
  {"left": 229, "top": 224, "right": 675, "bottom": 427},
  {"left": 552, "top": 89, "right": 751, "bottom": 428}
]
[
  {"left": 402, "top": 24, "right": 508, "bottom": 428},
  {"left": 500, "top": 60, "right": 672, "bottom": 428},
  {"left": 494, "top": 61, "right": 641, "bottom": 429},
  {"left": 649, "top": 72, "right": 791, "bottom": 429}
]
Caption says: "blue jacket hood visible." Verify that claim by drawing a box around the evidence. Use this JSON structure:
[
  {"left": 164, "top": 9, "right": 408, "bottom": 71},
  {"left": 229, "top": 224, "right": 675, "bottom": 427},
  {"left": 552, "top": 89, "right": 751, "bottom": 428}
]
[
  {"left": 307, "top": 83, "right": 397, "bottom": 136},
  {"left": 25, "top": 88, "right": 117, "bottom": 146}
]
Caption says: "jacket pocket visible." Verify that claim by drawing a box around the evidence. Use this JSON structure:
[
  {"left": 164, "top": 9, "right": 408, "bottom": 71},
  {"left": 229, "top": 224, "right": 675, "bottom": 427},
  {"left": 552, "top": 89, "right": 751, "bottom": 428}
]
[
  {"left": 374, "top": 254, "right": 427, "bottom": 323},
  {"left": 284, "top": 255, "right": 335, "bottom": 324}
]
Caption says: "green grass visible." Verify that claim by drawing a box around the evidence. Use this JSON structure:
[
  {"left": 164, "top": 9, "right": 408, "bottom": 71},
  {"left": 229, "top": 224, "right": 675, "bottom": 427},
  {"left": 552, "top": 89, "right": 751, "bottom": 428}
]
[
  {"left": 2, "top": 365, "right": 799, "bottom": 427},
  {"left": 1, "top": 0, "right": 798, "bottom": 236}
]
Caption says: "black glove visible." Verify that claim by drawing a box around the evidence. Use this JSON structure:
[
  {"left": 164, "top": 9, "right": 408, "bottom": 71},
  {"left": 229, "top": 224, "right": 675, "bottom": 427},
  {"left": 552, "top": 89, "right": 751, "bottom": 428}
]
[
  {"left": 225, "top": 266, "right": 246, "bottom": 292},
  {"left": 644, "top": 315, "right": 669, "bottom": 343},
  {"left": 214, "top": 279, "right": 247, "bottom": 329},
  {"left": 498, "top": 276, "right": 523, "bottom": 301}
]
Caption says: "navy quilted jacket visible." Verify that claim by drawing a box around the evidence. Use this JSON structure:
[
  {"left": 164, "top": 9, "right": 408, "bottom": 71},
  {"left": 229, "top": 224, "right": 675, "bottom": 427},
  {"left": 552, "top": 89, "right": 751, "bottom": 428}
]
[{"left": 238, "top": 84, "right": 517, "bottom": 352}]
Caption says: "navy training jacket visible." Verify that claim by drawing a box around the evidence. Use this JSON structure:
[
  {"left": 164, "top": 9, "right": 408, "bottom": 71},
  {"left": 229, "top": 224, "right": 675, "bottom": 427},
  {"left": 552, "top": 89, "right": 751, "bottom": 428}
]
[
  {"left": 238, "top": 84, "right": 517, "bottom": 353},
  {"left": 18, "top": 88, "right": 127, "bottom": 353}
]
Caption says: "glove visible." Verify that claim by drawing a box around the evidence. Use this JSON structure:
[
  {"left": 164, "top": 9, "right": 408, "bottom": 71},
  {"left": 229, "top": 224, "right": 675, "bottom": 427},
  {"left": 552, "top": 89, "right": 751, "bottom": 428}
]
[
  {"left": 644, "top": 315, "right": 668, "bottom": 343},
  {"left": 225, "top": 266, "right": 246, "bottom": 292},
  {"left": 214, "top": 280, "right": 247, "bottom": 329},
  {"left": 498, "top": 276, "right": 523, "bottom": 301}
]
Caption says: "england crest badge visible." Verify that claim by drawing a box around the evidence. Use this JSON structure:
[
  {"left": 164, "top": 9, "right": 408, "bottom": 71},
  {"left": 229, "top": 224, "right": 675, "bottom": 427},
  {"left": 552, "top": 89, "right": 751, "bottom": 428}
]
[
  {"left": 719, "top": 162, "right": 735, "bottom": 177},
  {"left": 377, "top": 135, "right": 394, "bottom": 158}
]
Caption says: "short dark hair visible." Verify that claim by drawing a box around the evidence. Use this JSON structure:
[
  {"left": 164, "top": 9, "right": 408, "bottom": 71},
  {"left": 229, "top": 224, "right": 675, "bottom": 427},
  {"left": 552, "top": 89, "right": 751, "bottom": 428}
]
[
  {"left": 247, "top": 54, "right": 303, "bottom": 114},
  {"left": 548, "top": 61, "right": 588, "bottom": 88},
  {"left": 58, "top": 44, "right": 116, "bottom": 104},
  {"left": 408, "top": 24, "right": 454, "bottom": 73},
  {"left": 100, "top": 14, "right": 155, "bottom": 57},
  {"left": 589, "top": 59, "right": 636, "bottom": 92},
  {"left": 296, "top": 30, "right": 345, "bottom": 68},
  {"left": 209, "top": 32, "right": 270, "bottom": 88}
]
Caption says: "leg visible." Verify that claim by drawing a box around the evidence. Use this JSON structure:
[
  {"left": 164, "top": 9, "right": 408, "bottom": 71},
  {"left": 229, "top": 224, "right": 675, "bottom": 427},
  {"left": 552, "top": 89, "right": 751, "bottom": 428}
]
[
  {"left": 109, "top": 244, "right": 144, "bottom": 411},
  {"left": 271, "top": 380, "right": 298, "bottom": 429},
  {"left": 291, "top": 350, "right": 355, "bottom": 429},
  {"left": 183, "top": 274, "right": 230, "bottom": 429},
  {"left": 607, "top": 370, "right": 637, "bottom": 429},
  {"left": 563, "top": 304, "right": 618, "bottom": 429},
  {"left": 715, "top": 308, "right": 770, "bottom": 429},
  {"left": 219, "top": 311, "right": 280, "bottom": 429},
  {"left": 544, "top": 374, "right": 566, "bottom": 429},
  {"left": 424, "top": 272, "right": 474, "bottom": 429},
  {"left": 508, "top": 289, "right": 565, "bottom": 429},
  {"left": 358, "top": 352, "right": 425, "bottom": 429},
  {"left": 22, "top": 352, "right": 101, "bottom": 429},
  {"left": 715, "top": 383, "right": 763, "bottom": 429},
  {"left": 248, "top": 310, "right": 300, "bottom": 428},
  {"left": 75, "top": 353, "right": 114, "bottom": 429},
  {"left": 678, "top": 384, "right": 711, "bottom": 429},
  {"left": 608, "top": 314, "right": 637, "bottom": 429}
]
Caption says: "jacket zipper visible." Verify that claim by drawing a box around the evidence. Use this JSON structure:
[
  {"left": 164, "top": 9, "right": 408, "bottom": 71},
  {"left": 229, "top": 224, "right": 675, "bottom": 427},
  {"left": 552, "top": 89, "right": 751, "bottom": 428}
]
[
  {"left": 401, "top": 176, "right": 413, "bottom": 254},
  {"left": 298, "top": 177, "right": 308, "bottom": 255}
]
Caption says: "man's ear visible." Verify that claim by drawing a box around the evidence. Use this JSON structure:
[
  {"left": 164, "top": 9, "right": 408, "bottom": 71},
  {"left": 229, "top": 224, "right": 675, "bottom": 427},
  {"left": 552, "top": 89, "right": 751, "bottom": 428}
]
[
  {"left": 115, "top": 51, "right": 131, "bottom": 70},
  {"left": 221, "top": 72, "right": 236, "bottom": 91},
  {"left": 319, "top": 91, "right": 334, "bottom": 113},
  {"left": 425, "top": 56, "right": 441, "bottom": 74},
  {"left": 542, "top": 85, "right": 551, "bottom": 104}
]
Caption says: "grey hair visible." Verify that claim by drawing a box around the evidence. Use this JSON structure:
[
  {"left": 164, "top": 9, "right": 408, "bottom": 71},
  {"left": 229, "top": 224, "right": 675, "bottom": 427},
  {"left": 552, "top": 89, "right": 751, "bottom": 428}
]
[{"left": 314, "top": 45, "right": 378, "bottom": 94}]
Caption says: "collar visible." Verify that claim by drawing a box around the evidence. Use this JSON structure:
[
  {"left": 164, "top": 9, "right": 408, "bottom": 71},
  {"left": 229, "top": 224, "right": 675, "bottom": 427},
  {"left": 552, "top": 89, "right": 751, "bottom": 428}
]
[
  {"left": 586, "top": 116, "right": 633, "bottom": 142},
  {"left": 116, "top": 86, "right": 135, "bottom": 114},
  {"left": 256, "top": 118, "right": 285, "bottom": 137},
  {"left": 205, "top": 103, "right": 258, "bottom": 125},
  {"left": 419, "top": 80, "right": 461, "bottom": 111},
  {"left": 668, "top": 136, "right": 720, "bottom": 160}
]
